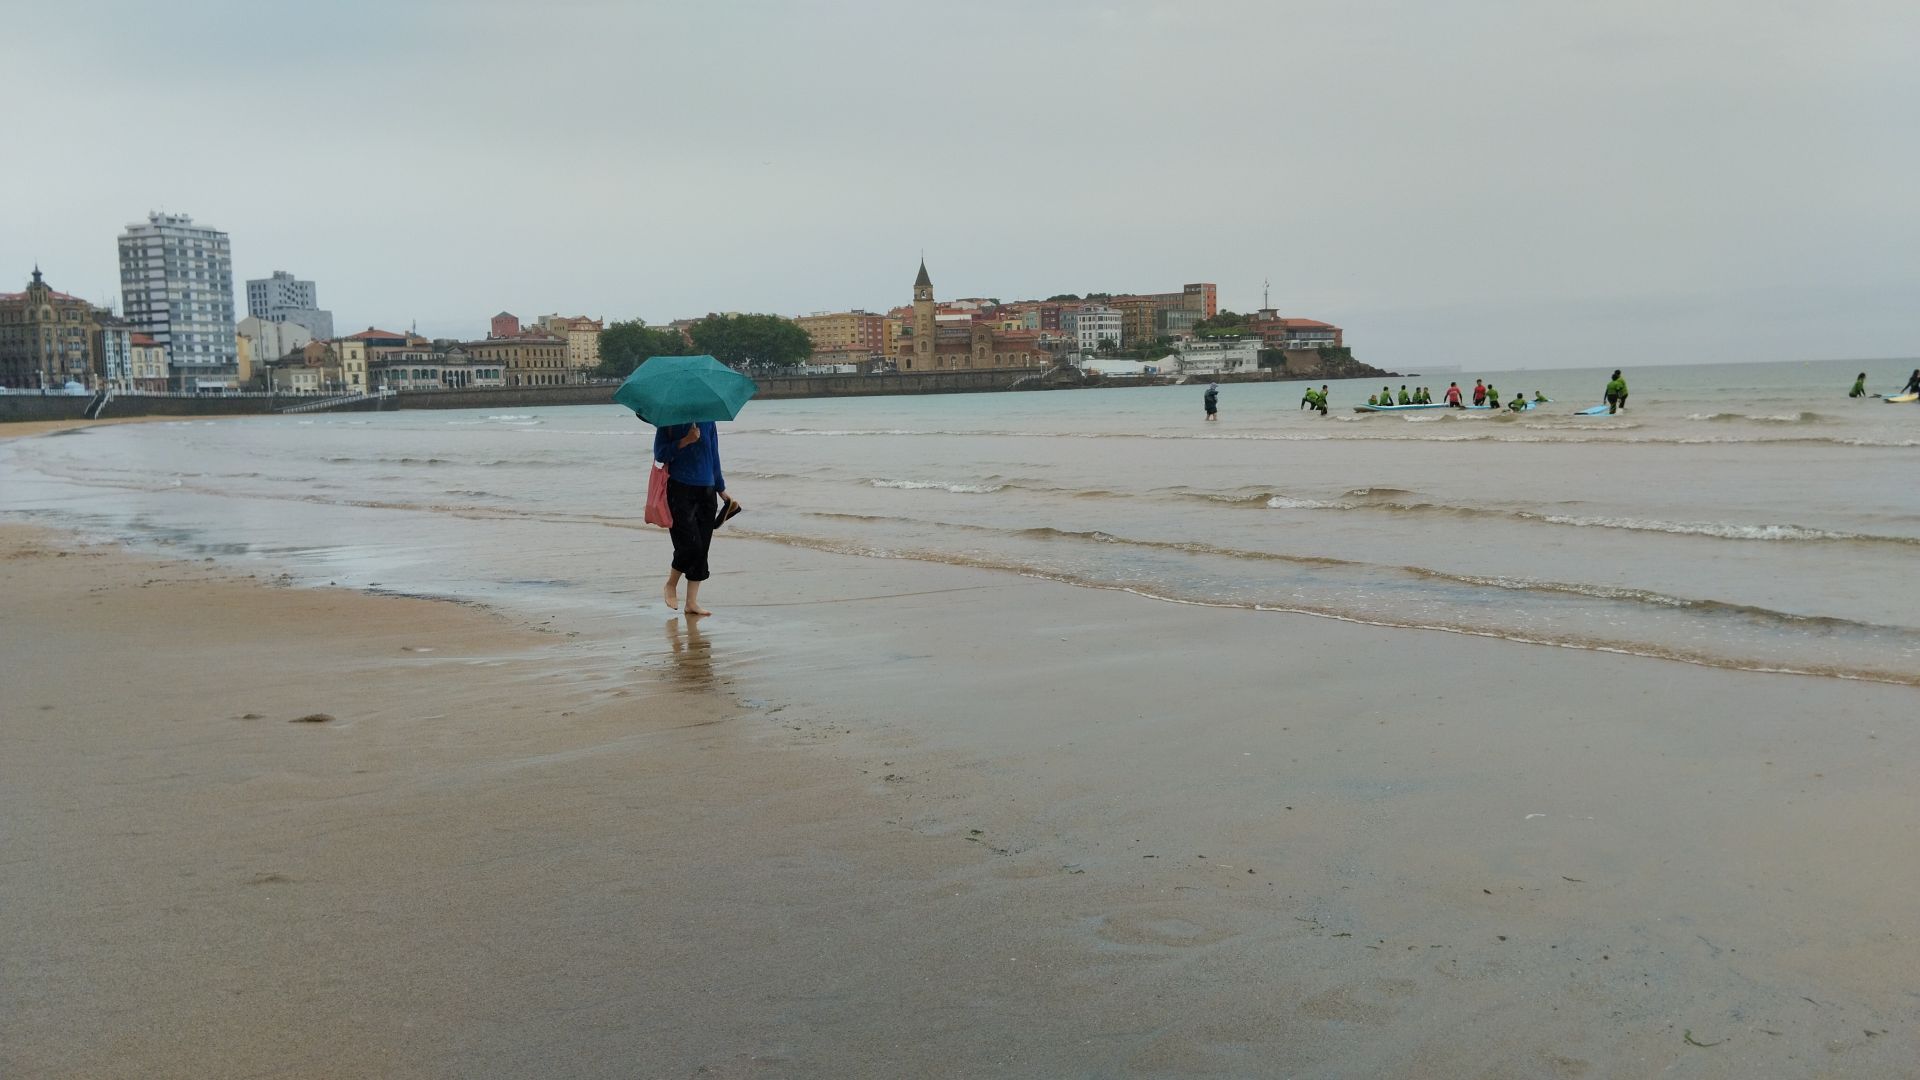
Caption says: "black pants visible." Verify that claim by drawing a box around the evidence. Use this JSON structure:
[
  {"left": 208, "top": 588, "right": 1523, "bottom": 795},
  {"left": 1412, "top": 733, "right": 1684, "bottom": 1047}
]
[{"left": 666, "top": 480, "right": 717, "bottom": 581}]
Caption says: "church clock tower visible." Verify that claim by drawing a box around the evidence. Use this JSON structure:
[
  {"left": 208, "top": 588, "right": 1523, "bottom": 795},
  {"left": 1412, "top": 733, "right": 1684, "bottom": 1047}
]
[{"left": 912, "top": 259, "right": 935, "bottom": 370}]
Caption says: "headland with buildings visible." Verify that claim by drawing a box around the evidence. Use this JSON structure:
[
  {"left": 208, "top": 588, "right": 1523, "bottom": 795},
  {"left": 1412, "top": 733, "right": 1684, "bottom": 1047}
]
[{"left": 2, "top": 211, "right": 1389, "bottom": 420}]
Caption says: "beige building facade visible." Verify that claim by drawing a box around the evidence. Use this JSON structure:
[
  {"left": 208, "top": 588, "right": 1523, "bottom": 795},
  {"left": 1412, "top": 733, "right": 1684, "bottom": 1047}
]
[
  {"left": 0, "top": 268, "right": 111, "bottom": 390},
  {"left": 465, "top": 334, "right": 575, "bottom": 386},
  {"left": 129, "top": 334, "right": 169, "bottom": 392},
  {"left": 795, "top": 310, "right": 885, "bottom": 359},
  {"left": 535, "top": 315, "right": 604, "bottom": 371}
]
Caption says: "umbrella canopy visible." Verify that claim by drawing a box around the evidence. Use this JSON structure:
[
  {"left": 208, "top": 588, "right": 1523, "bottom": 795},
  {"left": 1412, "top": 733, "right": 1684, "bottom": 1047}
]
[{"left": 612, "top": 355, "right": 758, "bottom": 426}]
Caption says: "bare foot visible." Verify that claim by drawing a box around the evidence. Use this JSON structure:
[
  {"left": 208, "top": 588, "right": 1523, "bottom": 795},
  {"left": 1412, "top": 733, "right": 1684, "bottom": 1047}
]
[
  {"left": 663, "top": 584, "right": 680, "bottom": 610},
  {"left": 685, "top": 604, "right": 712, "bottom": 617}
]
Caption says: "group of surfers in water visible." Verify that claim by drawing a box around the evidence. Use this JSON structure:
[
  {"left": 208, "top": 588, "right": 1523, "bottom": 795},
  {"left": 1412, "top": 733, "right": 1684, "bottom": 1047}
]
[
  {"left": 1356, "top": 380, "right": 1557, "bottom": 412},
  {"left": 1850, "top": 369, "right": 1920, "bottom": 399},
  {"left": 1287, "top": 369, "right": 1632, "bottom": 415}
]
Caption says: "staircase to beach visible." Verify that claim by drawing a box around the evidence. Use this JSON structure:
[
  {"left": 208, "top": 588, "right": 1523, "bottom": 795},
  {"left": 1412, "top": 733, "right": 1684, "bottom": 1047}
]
[{"left": 276, "top": 389, "right": 394, "bottom": 414}]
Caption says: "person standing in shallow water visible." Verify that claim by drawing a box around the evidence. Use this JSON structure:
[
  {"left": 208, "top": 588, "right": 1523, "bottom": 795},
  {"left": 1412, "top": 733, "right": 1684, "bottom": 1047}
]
[
  {"left": 653, "top": 420, "right": 740, "bottom": 616},
  {"left": 1605, "top": 369, "right": 1629, "bottom": 414},
  {"left": 1849, "top": 373, "right": 1868, "bottom": 398},
  {"left": 1204, "top": 383, "right": 1219, "bottom": 421}
]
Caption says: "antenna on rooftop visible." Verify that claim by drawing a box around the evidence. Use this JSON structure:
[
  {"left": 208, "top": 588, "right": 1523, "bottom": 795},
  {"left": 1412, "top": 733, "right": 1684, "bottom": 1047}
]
[{"left": 1263, "top": 278, "right": 1270, "bottom": 310}]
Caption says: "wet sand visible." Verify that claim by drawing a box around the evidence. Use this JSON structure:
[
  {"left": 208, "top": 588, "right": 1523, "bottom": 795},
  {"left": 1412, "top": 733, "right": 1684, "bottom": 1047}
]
[
  {"left": 0, "top": 415, "right": 184, "bottom": 441},
  {"left": 2, "top": 524, "right": 1916, "bottom": 1079}
]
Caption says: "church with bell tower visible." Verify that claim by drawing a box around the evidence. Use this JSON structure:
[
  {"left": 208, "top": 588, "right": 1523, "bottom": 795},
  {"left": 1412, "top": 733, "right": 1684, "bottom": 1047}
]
[{"left": 898, "top": 258, "right": 1048, "bottom": 373}]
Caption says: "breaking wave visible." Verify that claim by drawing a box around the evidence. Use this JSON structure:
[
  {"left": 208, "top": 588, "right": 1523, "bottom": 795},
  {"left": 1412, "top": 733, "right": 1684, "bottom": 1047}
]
[
  {"left": 1685, "top": 411, "right": 1826, "bottom": 424},
  {"left": 869, "top": 478, "right": 1007, "bottom": 494}
]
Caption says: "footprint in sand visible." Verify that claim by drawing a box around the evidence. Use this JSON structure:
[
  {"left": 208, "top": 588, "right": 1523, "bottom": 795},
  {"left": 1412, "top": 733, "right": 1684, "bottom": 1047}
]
[
  {"left": 1298, "top": 979, "right": 1419, "bottom": 1024},
  {"left": 690, "top": 1052, "right": 793, "bottom": 1078},
  {"left": 1092, "top": 908, "right": 1237, "bottom": 949}
]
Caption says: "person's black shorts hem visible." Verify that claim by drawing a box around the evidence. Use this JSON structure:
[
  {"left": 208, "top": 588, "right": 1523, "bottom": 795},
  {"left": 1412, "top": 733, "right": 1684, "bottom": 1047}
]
[{"left": 666, "top": 480, "right": 718, "bottom": 581}]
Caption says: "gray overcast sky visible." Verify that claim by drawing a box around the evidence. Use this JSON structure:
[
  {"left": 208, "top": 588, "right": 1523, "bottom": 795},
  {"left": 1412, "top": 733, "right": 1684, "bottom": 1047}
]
[{"left": 4, "top": 0, "right": 1915, "bottom": 369}]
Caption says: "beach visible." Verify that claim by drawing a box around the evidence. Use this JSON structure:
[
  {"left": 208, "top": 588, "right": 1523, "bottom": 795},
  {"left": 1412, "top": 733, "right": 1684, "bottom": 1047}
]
[{"left": 3, "top": 365, "right": 1918, "bottom": 1078}]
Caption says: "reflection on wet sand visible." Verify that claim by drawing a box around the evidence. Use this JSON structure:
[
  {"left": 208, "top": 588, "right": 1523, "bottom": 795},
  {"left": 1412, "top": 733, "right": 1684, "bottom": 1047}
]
[{"left": 665, "top": 616, "right": 715, "bottom": 689}]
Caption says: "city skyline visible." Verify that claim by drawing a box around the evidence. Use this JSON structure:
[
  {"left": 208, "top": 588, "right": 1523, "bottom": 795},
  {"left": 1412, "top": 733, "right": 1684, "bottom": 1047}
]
[{"left": 5, "top": 1, "right": 1915, "bottom": 370}]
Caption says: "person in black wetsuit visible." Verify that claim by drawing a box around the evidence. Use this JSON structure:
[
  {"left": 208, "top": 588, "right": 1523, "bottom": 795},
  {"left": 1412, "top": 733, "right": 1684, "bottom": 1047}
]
[
  {"left": 1904, "top": 369, "right": 1920, "bottom": 395},
  {"left": 1204, "top": 383, "right": 1219, "bottom": 421}
]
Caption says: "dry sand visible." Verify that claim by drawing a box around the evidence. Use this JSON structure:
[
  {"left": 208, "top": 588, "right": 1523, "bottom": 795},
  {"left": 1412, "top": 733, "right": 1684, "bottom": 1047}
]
[{"left": 2, "top": 524, "right": 1916, "bottom": 1079}]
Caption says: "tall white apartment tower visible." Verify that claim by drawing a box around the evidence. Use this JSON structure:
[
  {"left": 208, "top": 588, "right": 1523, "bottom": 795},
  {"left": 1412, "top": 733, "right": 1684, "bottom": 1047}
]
[
  {"left": 118, "top": 212, "right": 238, "bottom": 391},
  {"left": 246, "top": 270, "right": 334, "bottom": 341}
]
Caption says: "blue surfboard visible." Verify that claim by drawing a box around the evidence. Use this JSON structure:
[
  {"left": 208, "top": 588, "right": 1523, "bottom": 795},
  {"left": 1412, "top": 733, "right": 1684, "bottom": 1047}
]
[{"left": 1578, "top": 405, "right": 1611, "bottom": 415}]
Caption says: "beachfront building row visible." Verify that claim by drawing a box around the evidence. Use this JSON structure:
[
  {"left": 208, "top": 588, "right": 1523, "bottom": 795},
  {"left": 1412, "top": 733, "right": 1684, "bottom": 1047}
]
[
  {"left": 0, "top": 267, "right": 178, "bottom": 393},
  {"left": 487, "top": 311, "right": 603, "bottom": 378},
  {"left": 266, "top": 336, "right": 508, "bottom": 394}
]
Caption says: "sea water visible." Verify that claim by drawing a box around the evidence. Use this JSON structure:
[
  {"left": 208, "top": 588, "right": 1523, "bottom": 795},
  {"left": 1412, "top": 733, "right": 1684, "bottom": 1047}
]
[{"left": 4, "top": 358, "right": 1917, "bottom": 685}]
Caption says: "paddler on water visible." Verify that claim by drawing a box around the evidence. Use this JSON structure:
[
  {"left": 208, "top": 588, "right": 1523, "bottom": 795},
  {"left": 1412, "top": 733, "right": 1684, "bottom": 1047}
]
[
  {"left": 1605, "top": 370, "right": 1629, "bottom": 414},
  {"left": 1380, "top": 386, "right": 1394, "bottom": 407},
  {"left": 1397, "top": 385, "right": 1411, "bottom": 405},
  {"left": 1534, "top": 391, "right": 1549, "bottom": 402},
  {"left": 1849, "top": 373, "right": 1868, "bottom": 398}
]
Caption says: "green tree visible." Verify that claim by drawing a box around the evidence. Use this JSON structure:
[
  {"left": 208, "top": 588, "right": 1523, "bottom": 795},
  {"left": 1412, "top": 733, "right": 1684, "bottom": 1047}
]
[
  {"left": 1192, "top": 310, "right": 1252, "bottom": 338},
  {"left": 688, "top": 313, "right": 814, "bottom": 368},
  {"left": 596, "top": 319, "right": 694, "bottom": 378}
]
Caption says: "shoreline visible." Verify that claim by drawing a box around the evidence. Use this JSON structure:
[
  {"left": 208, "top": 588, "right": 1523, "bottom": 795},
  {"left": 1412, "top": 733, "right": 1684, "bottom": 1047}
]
[
  {"left": 0, "top": 363, "right": 1378, "bottom": 425},
  {"left": 4, "top": 521, "right": 1917, "bottom": 1077}
]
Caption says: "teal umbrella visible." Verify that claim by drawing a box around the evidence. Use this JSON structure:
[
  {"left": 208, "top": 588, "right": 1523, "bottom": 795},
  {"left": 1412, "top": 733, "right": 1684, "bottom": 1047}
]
[{"left": 611, "top": 355, "right": 758, "bottom": 426}]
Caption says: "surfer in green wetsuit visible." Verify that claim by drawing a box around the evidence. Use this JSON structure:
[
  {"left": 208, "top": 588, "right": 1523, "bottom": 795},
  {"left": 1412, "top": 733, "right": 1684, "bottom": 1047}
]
[
  {"left": 1507, "top": 396, "right": 1527, "bottom": 412},
  {"left": 1485, "top": 385, "right": 1501, "bottom": 409},
  {"left": 1849, "top": 373, "right": 1868, "bottom": 398},
  {"left": 1605, "top": 370, "right": 1628, "bottom": 414},
  {"left": 1397, "top": 386, "right": 1411, "bottom": 405},
  {"left": 1533, "top": 391, "right": 1549, "bottom": 402}
]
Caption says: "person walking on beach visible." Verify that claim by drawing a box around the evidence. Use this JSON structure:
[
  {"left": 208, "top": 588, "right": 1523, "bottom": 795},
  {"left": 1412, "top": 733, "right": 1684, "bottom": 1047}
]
[
  {"left": 1204, "top": 383, "right": 1219, "bottom": 421},
  {"left": 1850, "top": 373, "right": 1868, "bottom": 398},
  {"left": 1605, "top": 370, "right": 1629, "bottom": 414},
  {"left": 653, "top": 420, "right": 739, "bottom": 616},
  {"left": 1445, "top": 382, "right": 1463, "bottom": 408}
]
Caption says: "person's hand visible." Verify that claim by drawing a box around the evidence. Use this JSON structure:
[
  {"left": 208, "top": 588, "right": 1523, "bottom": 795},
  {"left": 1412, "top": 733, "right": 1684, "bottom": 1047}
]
[
  {"left": 721, "top": 492, "right": 742, "bottom": 513},
  {"left": 677, "top": 425, "right": 701, "bottom": 448}
]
